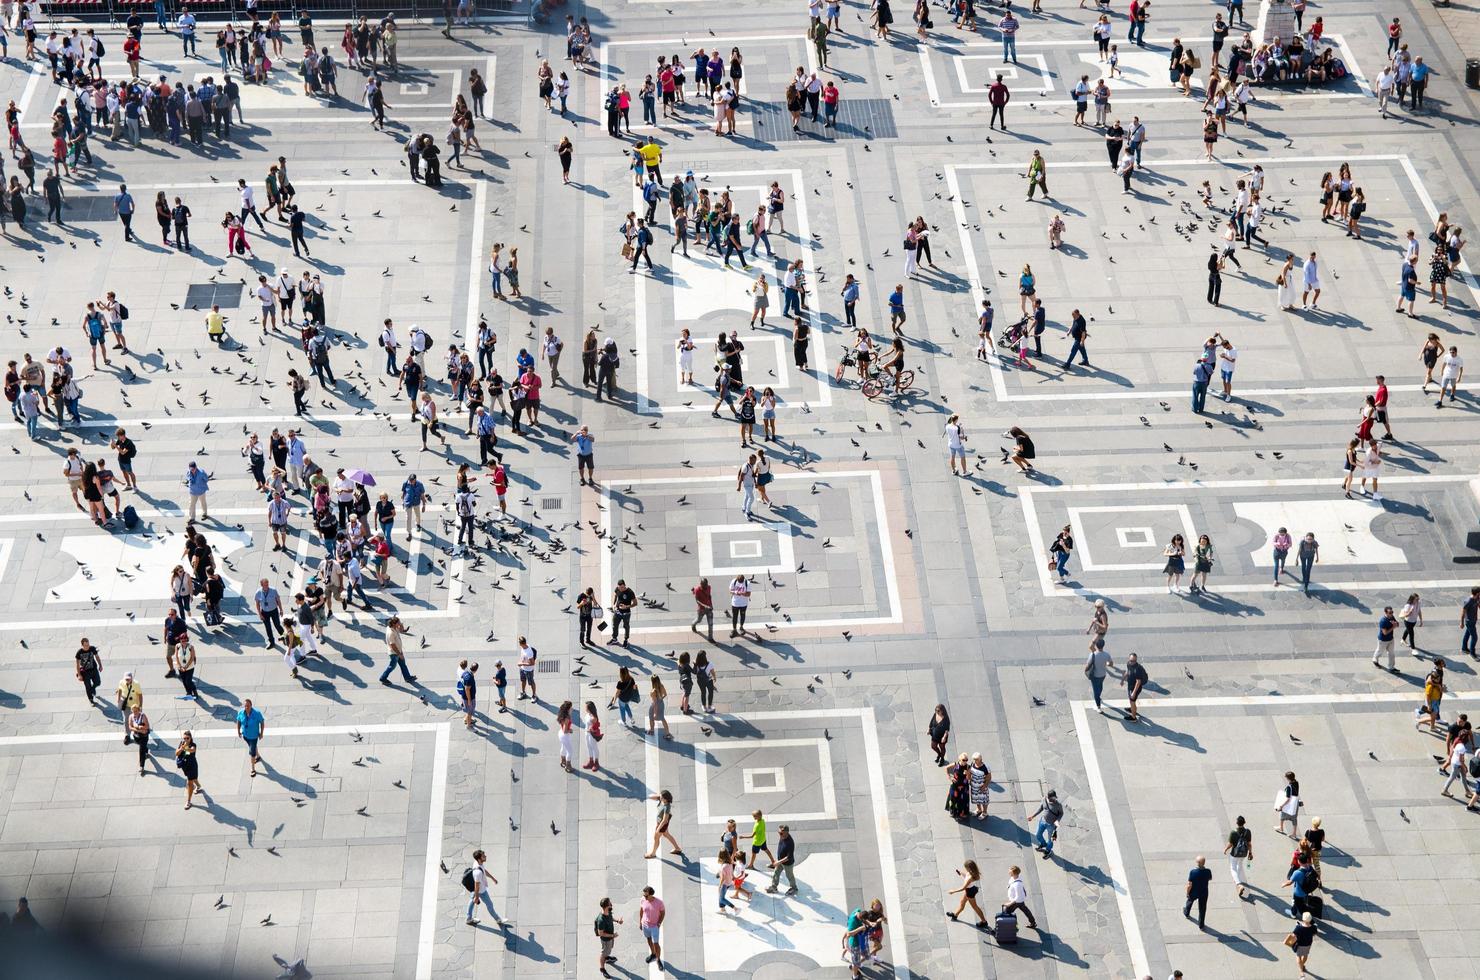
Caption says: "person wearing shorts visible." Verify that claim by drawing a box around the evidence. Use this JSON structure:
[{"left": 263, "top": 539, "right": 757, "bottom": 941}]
[
  {"left": 638, "top": 887, "right": 665, "bottom": 967},
  {"left": 235, "top": 698, "right": 265, "bottom": 777},
  {"left": 516, "top": 637, "right": 537, "bottom": 701},
  {"left": 103, "top": 292, "right": 129, "bottom": 352},
  {"left": 82, "top": 304, "right": 111, "bottom": 368},
  {"left": 572, "top": 426, "right": 595, "bottom": 486}
]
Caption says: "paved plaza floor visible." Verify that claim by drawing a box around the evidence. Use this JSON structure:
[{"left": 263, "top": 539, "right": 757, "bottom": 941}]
[{"left": 0, "top": 0, "right": 1477, "bottom": 977}]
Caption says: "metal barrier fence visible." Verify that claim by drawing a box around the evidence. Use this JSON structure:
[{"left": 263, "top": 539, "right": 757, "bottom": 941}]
[{"left": 34, "top": 0, "right": 518, "bottom": 26}]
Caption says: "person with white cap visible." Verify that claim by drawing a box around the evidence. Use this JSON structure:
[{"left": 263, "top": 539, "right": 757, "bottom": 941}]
[{"left": 275, "top": 267, "right": 297, "bottom": 325}]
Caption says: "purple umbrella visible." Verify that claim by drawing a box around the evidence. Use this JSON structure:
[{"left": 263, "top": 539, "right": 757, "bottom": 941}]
[{"left": 344, "top": 468, "right": 377, "bottom": 486}]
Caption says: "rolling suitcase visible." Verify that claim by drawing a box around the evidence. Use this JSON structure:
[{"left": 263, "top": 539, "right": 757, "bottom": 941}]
[
  {"left": 994, "top": 911, "right": 1019, "bottom": 945},
  {"left": 1305, "top": 896, "right": 1324, "bottom": 920}
]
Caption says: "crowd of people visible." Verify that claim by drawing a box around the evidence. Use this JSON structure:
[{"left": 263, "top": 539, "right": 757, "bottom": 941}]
[{"left": 0, "top": 0, "right": 1473, "bottom": 977}]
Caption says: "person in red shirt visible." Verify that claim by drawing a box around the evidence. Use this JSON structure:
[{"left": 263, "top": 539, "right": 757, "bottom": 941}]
[
  {"left": 659, "top": 65, "right": 676, "bottom": 118},
  {"left": 1373, "top": 375, "right": 1394, "bottom": 441},
  {"left": 518, "top": 368, "right": 542, "bottom": 425},
  {"left": 691, "top": 577, "right": 714, "bottom": 639},
  {"left": 988, "top": 74, "right": 1010, "bottom": 130},
  {"left": 123, "top": 36, "right": 142, "bottom": 80},
  {"left": 490, "top": 462, "right": 508, "bottom": 516},
  {"left": 822, "top": 81, "right": 840, "bottom": 129}
]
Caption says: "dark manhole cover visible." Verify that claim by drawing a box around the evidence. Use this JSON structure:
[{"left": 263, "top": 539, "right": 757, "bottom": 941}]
[
  {"left": 537, "top": 659, "right": 560, "bottom": 674},
  {"left": 184, "top": 283, "right": 244, "bottom": 310},
  {"left": 540, "top": 498, "right": 562, "bottom": 510}
]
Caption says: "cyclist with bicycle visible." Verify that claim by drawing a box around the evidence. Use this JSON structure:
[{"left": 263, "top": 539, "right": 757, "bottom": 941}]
[
  {"left": 879, "top": 336, "right": 908, "bottom": 391},
  {"left": 852, "top": 328, "right": 876, "bottom": 381}
]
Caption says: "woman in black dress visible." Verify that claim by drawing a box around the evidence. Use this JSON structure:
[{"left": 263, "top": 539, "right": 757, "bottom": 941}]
[
  {"left": 176, "top": 731, "right": 203, "bottom": 808},
  {"left": 5, "top": 177, "right": 22, "bottom": 229},
  {"left": 872, "top": 0, "right": 894, "bottom": 39}
]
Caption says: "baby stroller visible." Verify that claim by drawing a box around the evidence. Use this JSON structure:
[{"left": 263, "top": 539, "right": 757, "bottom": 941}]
[{"left": 997, "top": 317, "right": 1029, "bottom": 351}]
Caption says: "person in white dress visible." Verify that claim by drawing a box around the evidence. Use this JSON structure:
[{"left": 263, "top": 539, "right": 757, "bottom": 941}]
[{"left": 1276, "top": 255, "right": 1296, "bottom": 310}]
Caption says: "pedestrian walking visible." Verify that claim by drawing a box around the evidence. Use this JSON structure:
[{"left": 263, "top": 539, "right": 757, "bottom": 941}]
[
  {"left": 1124, "top": 651, "right": 1147, "bottom": 721},
  {"left": 464, "top": 850, "right": 503, "bottom": 927},
  {"left": 946, "top": 860, "right": 987, "bottom": 926},
  {"left": 1297, "top": 533, "right": 1319, "bottom": 593},
  {"left": 1002, "top": 866, "right": 1038, "bottom": 929},
  {"left": 235, "top": 698, "right": 265, "bottom": 778},
  {"left": 1287, "top": 911, "right": 1318, "bottom": 979},
  {"left": 767, "top": 825, "right": 798, "bottom": 895},
  {"left": 928, "top": 704, "right": 951, "bottom": 766},
  {"left": 728, "top": 573, "right": 750, "bottom": 637},
  {"left": 1400, "top": 593, "right": 1424, "bottom": 650},
  {"left": 1030, "top": 790, "right": 1064, "bottom": 858},
  {"left": 1183, "top": 856, "right": 1212, "bottom": 929},
  {"left": 1461, "top": 586, "right": 1479, "bottom": 659},
  {"left": 126, "top": 701, "right": 152, "bottom": 775},
  {"left": 75, "top": 637, "right": 103, "bottom": 704},
  {"left": 1085, "top": 643, "right": 1113, "bottom": 714},
  {"left": 644, "top": 790, "right": 682, "bottom": 858},
  {"left": 176, "top": 731, "right": 204, "bottom": 809},
  {"left": 379, "top": 615, "right": 417, "bottom": 685},
  {"left": 595, "top": 898, "right": 622, "bottom": 977},
  {"left": 1049, "top": 524, "right": 1073, "bottom": 582},
  {"left": 254, "top": 579, "right": 283, "bottom": 648},
  {"left": 1224, "top": 815, "right": 1254, "bottom": 898},
  {"left": 1275, "top": 770, "right": 1301, "bottom": 837}
]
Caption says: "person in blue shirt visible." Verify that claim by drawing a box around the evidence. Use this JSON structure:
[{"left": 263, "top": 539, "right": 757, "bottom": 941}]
[
  {"left": 572, "top": 425, "right": 596, "bottom": 486},
  {"left": 1191, "top": 358, "right": 1214, "bottom": 414},
  {"left": 1283, "top": 854, "right": 1315, "bottom": 920},
  {"left": 1410, "top": 57, "right": 1429, "bottom": 111},
  {"left": 887, "top": 284, "right": 906, "bottom": 335},
  {"left": 235, "top": 698, "right": 266, "bottom": 777},
  {"left": 516, "top": 348, "right": 535, "bottom": 374},
  {"left": 457, "top": 661, "right": 478, "bottom": 729},
  {"left": 1373, "top": 605, "right": 1398, "bottom": 671},
  {"left": 840, "top": 274, "right": 860, "bottom": 328},
  {"left": 1183, "top": 856, "right": 1213, "bottom": 928},
  {"left": 401, "top": 474, "right": 425, "bottom": 540},
  {"left": 113, "top": 183, "right": 136, "bottom": 242},
  {"left": 475, "top": 407, "right": 501, "bottom": 466},
  {"left": 82, "top": 303, "right": 110, "bottom": 369},
  {"left": 184, "top": 461, "right": 210, "bottom": 521}
]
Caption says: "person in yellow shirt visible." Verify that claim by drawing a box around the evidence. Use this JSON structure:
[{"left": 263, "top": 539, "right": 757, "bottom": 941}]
[
  {"left": 205, "top": 304, "right": 227, "bottom": 343},
  {"left": 637, "top": 139, "right": 663, "bottom": 183},
  {"left": 748, "top": 809, "right": 776, "bottom": 868},
  {"left": 115, "top": 671, "right": 143, "bottom": 716}
]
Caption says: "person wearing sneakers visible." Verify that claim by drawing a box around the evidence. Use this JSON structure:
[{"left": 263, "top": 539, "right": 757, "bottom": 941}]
[{"left": 464, "top": 849, "right": 503, "bottom": 928}]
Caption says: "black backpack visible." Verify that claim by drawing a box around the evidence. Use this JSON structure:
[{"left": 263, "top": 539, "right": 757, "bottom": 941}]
[
  {"left": 461, "top": 868, "right": 476, "bottom": 892},
  {"left": 1230, "top": 828, "right": 1250, "bottom": 858},
  {"left": 1469, "top": 755, "right": 1480, "bottom": 780}
]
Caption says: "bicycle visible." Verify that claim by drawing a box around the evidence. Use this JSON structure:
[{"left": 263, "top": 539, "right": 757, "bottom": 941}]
[
  {"left": 862, "top": 364, "right": 914, "bottom": 399},
  {"left": 837, "top": 344, "right": 914, "bottom": 398}
]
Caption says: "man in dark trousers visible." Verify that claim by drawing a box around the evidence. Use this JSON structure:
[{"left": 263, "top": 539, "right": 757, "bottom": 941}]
[
  {"left": 288, "top": 205, "right": 309, "bottom": 257},
  {"left": 420, "top": 137, "right": 442, "bottom": 188},
  {"left": 988, "top": 74, "right": 1010, "bottom": 130},
  {"left": 172, "top": 197, "right": 192, "bottom": 250},
  {"left": 1183, "top": 856, "right": 1212, "bottom": 929}
]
